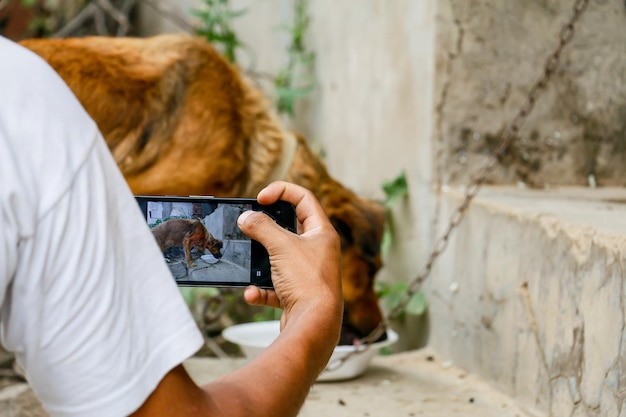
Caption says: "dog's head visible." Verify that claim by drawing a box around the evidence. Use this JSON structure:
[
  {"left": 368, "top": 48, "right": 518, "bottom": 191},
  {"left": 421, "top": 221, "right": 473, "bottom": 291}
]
[
  {"left": 318, "top": 184, "right": 386, "bottom": 345},
  {"left": 187, "top": 221, "right": 224, "bottom": 259},
  {"left": 203, "top": 231, "right": 224, "bottom": 259}
]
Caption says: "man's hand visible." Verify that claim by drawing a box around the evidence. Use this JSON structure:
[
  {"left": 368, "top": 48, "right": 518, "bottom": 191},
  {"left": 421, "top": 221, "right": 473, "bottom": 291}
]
[{"left": 237, "top": 181, "right": 343, "bottom": 328}]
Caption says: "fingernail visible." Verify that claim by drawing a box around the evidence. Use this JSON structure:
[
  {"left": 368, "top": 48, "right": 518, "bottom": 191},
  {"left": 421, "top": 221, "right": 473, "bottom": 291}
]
[{"left": 238, "top": 210, "right": 253, "bottom": 226}]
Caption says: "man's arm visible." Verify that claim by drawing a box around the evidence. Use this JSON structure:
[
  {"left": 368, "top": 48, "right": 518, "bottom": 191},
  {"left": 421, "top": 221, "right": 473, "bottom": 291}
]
[{"left": 132, "top": 181, "right": 343, "bottom": 417}]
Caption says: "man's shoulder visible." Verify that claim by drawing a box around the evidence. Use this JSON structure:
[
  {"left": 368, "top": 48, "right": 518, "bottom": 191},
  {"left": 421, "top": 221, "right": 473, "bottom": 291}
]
[
  {"left": 0, "top": 36, "right": 101, "bottom": 216},
  {"left": 0, "top": 36, "right": 60, "bottom": 88}
]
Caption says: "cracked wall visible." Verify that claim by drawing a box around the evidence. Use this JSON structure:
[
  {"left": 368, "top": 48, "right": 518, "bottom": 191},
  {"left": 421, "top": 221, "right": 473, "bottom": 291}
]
[
  {"left": 435, "top": 0, "right": 626, "bottom": 188},
  {"left": 425, "top": 188, "right": 626, "bottom": 416}
]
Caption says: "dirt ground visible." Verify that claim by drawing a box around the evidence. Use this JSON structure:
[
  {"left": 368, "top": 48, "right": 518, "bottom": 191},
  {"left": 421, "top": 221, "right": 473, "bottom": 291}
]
[{"left": 0, "top": 348, "right": 537, "bottom": 417}]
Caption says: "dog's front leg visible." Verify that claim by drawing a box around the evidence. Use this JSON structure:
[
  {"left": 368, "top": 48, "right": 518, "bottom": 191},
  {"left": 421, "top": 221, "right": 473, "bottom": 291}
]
[{"left": 183, "top": 237, "right": 196, "bottom": 268}]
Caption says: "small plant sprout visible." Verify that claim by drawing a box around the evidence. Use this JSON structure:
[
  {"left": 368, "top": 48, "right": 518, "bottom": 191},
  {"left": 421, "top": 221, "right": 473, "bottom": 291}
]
[
  {"left": 192, "top": 0, "right": 246, "bottom": 64},
  {"left": 377, "top": 172, "right": 428, "bottom": 320},
  {"left": 274, "top": 0, "right": 316, "bottom": 116}
]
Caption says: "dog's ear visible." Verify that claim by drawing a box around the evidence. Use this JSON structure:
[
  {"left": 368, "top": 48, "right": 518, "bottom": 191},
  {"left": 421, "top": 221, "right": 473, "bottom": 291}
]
[
  {"left": 330, "top": 216, "right": 354, "bottom": 249},
  {"left": 329, "top": 199, "right": 385, "bottom": 263}
]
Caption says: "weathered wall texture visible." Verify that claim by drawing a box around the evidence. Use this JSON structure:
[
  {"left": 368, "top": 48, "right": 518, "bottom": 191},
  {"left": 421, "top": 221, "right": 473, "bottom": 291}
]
[
  {"left": 435, "top": 1, "right": 626, "bottom": 188},
  {"left": 427, "top": 187, "right": 626, "bottom": 416}
]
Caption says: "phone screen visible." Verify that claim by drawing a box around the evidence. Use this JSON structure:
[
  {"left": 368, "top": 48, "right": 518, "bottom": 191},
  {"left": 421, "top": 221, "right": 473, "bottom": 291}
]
[{"left": 135, "top": 196, "right": 296, "bottom": 288}]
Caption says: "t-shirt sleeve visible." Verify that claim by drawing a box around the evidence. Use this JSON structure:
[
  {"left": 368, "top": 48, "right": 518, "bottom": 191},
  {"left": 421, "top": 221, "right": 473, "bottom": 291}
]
[{"left": 3, "top": 133, "right": 204, "bottom": 417}]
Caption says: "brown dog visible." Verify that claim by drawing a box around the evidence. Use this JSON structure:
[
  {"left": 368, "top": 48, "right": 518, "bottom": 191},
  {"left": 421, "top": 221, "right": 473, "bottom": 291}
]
[
  {"left": 20, "top": 34, "right": 385, "bottom": 344},
  {"left": 151, "top": 219, "right": 223, "bottom": 268}
]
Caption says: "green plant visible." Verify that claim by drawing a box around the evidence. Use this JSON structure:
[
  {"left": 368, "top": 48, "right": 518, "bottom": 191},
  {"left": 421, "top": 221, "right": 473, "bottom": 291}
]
[
  {"left": 150, "top": 215, "right": 187, "bottom": 227},
  {"left": 190, "top": 0, "right": 315, "bottom": 117},
  {"left": 15, "top": 0, "right": 50, "bottom": 38},
  {"left": 274, "top": 0, "right": 316, "bottom": 116},
  {"left": 191, "top": 0, "right": 246, "bottom": 63},
  {"left": 377, "top": 172, "right": 428, "bottom": 320},
  {"left": 376, "top": 281, "right": 427, "bottom": 321},
  {"left": 380, "top": 171, "right": 408, "bottom": 255}
]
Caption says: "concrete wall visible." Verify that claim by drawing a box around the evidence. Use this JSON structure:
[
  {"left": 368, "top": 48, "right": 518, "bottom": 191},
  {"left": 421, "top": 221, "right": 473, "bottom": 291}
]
[
  {"left": 426, "top": 187, "right": 626, "bottom": 416},
  {"left": 204, "top": 206, "right": 250, "bottom": 268},
  {"left": 435, "top": 0, "right": 626, "bottom": 187}
]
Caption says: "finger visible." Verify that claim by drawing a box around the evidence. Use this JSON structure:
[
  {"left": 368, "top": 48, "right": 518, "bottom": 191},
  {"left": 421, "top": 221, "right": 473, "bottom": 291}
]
[
  {"left": 256, "top": 181, "right": 328, "bottom": 233},
  {"left": 243, "top": 286, "right": 281, "bottom": 309},
  {"left": 237, "top": 210, "right": 291, "bottom": 250}
]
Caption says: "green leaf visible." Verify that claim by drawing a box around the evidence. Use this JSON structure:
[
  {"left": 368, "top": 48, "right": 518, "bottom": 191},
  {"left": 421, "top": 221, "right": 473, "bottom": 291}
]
[
  {"left": 378, "top": 282, "right": 409, "bottom": 310},
  {"left": 380, "top": 226, "right": 392, "bottom": 256},
  {"left": 383, "top": 290, "right": 403, "bottom": 311},
  {"left": 405, "top": 291, "right": 428, "bottom": 316},
  {"left": 375, "top": 281, "right": 391, "bottom": 298},
  {"left": 382, "top": 171, "right": 408, "bottom": 207},
  {"left": 379, "top": 346, "right": 393, "bottom": 356}
]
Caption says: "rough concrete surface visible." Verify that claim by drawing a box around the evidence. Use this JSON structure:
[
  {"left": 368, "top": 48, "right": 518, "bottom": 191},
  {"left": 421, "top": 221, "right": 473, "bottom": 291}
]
[
  {"left": 435, "top": 0, "right": 626, "bottom": 187},
  {"left": 425, "top": 186, "right": 626, "bottom": 416},
  {"left": 0, "top": 348, "right": 536, "bottom": 417}
]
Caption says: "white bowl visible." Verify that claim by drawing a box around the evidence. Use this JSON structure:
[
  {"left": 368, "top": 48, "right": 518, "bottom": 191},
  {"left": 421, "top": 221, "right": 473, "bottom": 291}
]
[
  {"left": 200, "top": 254, "right": 219, "bottom": 264},
  {"left": 222, "top": 320, "right": 398, "bottom": 381}
]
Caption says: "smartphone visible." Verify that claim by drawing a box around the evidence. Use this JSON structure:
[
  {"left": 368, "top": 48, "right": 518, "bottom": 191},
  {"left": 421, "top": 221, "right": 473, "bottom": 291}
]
[{"left": 135, "top": 196, "right": 296, "bottom": 289}]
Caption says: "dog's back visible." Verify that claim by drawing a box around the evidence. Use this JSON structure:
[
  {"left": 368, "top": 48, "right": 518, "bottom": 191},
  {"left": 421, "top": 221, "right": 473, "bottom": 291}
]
[
  {"left": 151, "top": 219, "right": 204, "bottom": 252},
  {"left": 20, "top": 35, "right": 285, "bottom": 197}
]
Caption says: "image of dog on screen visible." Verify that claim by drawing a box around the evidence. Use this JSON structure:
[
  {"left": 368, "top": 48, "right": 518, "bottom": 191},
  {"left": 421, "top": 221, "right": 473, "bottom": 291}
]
[
  {"left": 146, "top": 201, "right": 252, "bottom": 283},
  {"left": 151, "top": 219, "right": 222, "bottom": 268}
]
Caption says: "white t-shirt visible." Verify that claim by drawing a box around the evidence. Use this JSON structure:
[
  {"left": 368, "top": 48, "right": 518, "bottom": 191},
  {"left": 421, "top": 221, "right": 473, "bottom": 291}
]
[{"left": 0, "top": 36, "right": 203, "bottom": 416}]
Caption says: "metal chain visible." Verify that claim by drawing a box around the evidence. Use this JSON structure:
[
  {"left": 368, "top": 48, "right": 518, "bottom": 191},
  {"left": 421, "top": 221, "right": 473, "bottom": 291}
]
[
  {"left": 388, "top": 0, "right": 589, "bottom": 321},
  {"left": 326, "top": 0, "right": 590, "bottom": 372}
]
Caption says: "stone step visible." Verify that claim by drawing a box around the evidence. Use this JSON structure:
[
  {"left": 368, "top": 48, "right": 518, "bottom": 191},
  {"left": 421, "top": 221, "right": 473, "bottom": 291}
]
[{"left": 423, "top": 186, "right": 626, "bottom": 416}]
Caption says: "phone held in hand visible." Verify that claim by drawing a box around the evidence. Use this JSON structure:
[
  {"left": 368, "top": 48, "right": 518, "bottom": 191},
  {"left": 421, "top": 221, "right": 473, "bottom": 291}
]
[{"left": 135, "top": 195, "right": 296, "bottom": 289}]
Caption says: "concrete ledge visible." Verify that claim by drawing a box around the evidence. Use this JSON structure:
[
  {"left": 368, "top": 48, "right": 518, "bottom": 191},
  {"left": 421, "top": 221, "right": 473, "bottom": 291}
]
[{"left": 425, "top": 186, "right": 626, "bottom": 416}]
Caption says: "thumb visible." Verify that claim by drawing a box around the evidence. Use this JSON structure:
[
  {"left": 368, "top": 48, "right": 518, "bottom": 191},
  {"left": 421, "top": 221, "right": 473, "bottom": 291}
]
[{"left": 237, "top": 210, "right": 290, "bottom": 250}]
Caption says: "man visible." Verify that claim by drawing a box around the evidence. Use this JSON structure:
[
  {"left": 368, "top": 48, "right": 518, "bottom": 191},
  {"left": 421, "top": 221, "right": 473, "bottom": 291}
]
[{"left": 0, "top": 35, "right": 343, "bottom": 416}]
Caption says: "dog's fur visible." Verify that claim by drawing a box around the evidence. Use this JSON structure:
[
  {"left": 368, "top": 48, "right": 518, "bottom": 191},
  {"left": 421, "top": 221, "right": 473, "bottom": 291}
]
[
  {"left": 20, "top": 34, "right": 385, "bottom": 343},
  {"left": 151, "top": 218, "right": 223, "bottom": 267}
]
